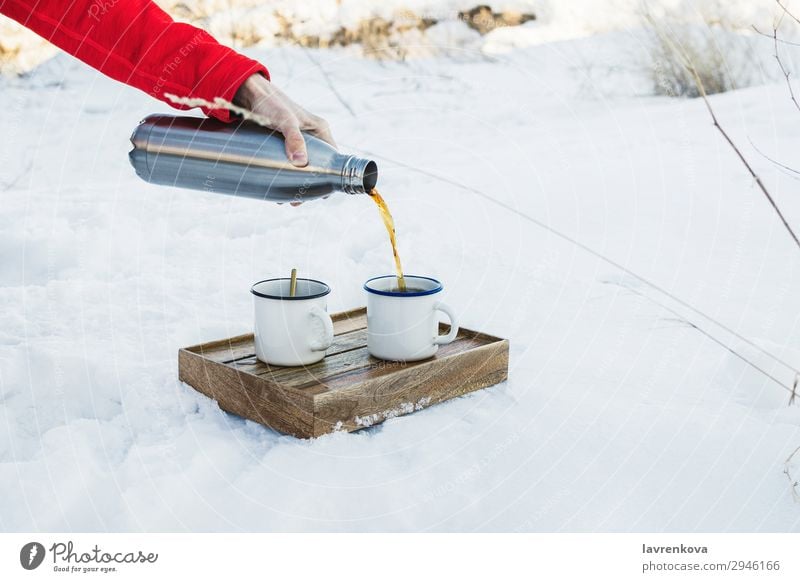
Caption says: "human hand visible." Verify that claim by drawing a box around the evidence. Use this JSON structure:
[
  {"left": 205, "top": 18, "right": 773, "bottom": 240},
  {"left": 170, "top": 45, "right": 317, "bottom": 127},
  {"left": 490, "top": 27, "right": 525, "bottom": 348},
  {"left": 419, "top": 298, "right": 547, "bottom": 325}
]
[{"left": 233, "top": 73, "right": 336, "bottom": 168}]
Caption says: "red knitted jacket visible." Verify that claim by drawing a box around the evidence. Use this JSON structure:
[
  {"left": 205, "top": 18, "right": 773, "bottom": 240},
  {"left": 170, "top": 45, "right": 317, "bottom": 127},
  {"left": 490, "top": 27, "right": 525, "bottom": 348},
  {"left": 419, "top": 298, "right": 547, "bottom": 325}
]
[{"left": 0, "top": 0, "right": 269, "bottom": 121}]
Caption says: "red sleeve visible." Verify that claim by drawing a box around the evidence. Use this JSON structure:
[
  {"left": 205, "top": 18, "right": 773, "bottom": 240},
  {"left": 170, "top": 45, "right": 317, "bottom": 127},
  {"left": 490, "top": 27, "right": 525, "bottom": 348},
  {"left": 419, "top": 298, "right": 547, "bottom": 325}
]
[{"left": 0, "top": 0, "right": 269, "bottom": 122}]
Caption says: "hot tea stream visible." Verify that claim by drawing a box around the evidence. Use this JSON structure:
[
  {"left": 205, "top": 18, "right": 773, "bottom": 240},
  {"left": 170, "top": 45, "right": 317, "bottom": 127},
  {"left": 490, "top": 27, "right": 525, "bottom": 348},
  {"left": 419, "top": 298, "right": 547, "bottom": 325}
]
[{"left": 369, "top": 188, "right": 407, "bottom": 292}]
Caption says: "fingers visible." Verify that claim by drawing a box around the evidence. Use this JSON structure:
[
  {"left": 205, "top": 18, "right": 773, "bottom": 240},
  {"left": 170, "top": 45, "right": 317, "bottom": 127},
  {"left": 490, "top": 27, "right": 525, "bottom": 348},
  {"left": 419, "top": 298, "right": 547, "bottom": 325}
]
[
  {"left": 280, "top": 121, "right": 308, "bottom": 167},
  {"left": 303, "top": 115, "right": 336, "bottom": 148},
  {"left": 243, "top": 81, "right": 331, "bottom": 165}
]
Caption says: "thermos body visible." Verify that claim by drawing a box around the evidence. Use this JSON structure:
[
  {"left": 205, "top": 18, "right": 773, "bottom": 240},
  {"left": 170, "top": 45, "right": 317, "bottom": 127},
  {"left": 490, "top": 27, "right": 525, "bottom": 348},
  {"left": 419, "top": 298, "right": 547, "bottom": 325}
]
[{"left": 129, "top": 115, "right": 378, "bottom": 202}]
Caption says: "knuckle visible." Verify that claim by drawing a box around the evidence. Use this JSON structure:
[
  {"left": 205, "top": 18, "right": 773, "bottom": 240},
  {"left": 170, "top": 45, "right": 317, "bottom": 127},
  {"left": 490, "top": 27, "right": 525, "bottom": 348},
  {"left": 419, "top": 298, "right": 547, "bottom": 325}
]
[{"left": 276, "top": 111, "right": 299, "bottom": 129}]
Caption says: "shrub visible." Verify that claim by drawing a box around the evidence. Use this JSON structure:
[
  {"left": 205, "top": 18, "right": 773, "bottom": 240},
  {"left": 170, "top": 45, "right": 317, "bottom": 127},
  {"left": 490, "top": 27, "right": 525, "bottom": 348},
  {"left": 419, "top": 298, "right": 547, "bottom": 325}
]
[{"left": 642, "top": 4, "right": 758, "bottom": 97}]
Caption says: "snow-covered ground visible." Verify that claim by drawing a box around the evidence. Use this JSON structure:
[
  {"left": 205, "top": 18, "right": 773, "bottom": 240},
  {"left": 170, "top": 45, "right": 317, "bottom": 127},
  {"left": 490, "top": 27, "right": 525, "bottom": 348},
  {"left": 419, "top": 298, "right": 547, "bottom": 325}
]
[{"left": 1, "top": 26, "right": 800, "bottom": 531}]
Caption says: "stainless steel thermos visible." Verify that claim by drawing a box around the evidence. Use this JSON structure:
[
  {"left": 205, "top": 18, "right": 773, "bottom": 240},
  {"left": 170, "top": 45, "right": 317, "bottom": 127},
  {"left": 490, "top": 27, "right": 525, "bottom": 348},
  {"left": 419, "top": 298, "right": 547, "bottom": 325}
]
[{"left": 128, "top": 114, "right": 378, "bottom": 202}]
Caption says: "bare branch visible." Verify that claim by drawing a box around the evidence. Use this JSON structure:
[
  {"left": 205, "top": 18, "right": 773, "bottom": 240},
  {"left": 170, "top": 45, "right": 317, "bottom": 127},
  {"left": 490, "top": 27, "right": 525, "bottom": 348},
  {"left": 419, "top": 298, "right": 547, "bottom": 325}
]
[
  {"left": 748, "top": 137, "right": 800, "bottom": 180},
  {"left": 785, "top": 444, "right": 800, "bottom": 502},
  {"left": 769, "top": 20, "right": 800, "bottom": 114},
  {"left": 751, "top": 25, "right": 800, "bottom": 47},
  {"left": 777, "top": 0, "right": 800, "bottom": 26}
]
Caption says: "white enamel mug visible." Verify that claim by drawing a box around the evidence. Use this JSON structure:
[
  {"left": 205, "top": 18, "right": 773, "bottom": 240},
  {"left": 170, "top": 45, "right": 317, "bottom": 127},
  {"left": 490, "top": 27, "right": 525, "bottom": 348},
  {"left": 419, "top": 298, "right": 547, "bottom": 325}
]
[
  {"left": 364, "top": 275, "right": 459, "bottom": 362},
  {"left": 251, "top": 278, "right": 334, "bottom": 367}
]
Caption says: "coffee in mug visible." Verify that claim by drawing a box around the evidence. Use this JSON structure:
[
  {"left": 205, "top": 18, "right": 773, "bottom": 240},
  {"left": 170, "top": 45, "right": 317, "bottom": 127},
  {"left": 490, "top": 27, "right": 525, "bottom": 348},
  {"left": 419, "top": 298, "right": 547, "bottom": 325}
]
[{"left": 364, "top": 275, "right": 459, "bottom": 362}]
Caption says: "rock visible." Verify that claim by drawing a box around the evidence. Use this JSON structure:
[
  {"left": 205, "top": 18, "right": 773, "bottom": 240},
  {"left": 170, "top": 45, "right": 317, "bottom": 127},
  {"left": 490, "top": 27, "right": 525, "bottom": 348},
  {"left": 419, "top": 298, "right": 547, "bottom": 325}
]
[{"left": 459, "top": 5, "right": 536, "bottom": 35}]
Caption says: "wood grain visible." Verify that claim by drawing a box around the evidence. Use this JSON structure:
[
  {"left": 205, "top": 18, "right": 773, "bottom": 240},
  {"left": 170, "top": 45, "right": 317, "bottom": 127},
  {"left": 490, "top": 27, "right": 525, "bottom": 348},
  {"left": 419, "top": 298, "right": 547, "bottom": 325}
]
[{"left": 179, "top": 349, "right": 314, "bottom": 437}]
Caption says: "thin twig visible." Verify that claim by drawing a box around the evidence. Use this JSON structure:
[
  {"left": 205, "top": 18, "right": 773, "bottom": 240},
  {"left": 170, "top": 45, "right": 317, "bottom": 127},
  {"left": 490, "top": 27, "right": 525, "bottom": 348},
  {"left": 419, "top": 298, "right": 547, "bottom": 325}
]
[
  {"left": 791, "top": 373, "right": 798, "bottom": 405},
  {"left": 777, "top": 0, "right": 800, "bottom": 25},
  {"left": 0, "top": 160, "right": 32, "bottom": 191},
  {"left": 747, "top": 136, "right": 800, "bottom": 179},
  {"left": 604, "top": 280, "right": 796, "bottom": 396},
  {"left": 659, "top": 28, "right": 800, "bottom": 252},
  {"left": 752, "top": 25, "right": 800, "bottom": 47},
  {"left": 785, "top": 444, "right": 800, "bottom": 502},
  {"left": 301, "top": 48, "right": 357, "bottom": 118},
  {"left": 695, "top": 90, "right": 800, "bottom": 250},
  {"left": 770, "top": 19, "right": 800, "bottom": 113}
]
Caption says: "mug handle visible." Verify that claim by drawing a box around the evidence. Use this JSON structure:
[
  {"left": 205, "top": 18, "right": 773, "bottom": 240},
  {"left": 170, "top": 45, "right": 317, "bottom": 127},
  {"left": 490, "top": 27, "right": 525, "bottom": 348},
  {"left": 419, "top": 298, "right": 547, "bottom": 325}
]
[
  {"left": 308, "top": 305, "right": 334, "bottom": 352},
  {"left": 433, "top": 301, "right": 459, "bottom": 345}
]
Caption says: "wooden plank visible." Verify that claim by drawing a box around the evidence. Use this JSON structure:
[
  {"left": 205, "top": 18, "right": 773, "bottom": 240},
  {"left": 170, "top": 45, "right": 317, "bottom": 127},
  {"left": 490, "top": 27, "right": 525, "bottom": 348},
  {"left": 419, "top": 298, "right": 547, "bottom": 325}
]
[
  {"left": 326, "top": 328, "right": 368, "bottom": 355},
  {"left": 330, "top": 307, "right": 368, "bottom": 334},
  {"left": 183, "top": 333, "right": 254, "bottom": 363},
  {"left": 183, "top": 332, "right": 252, "bottom": 354}
]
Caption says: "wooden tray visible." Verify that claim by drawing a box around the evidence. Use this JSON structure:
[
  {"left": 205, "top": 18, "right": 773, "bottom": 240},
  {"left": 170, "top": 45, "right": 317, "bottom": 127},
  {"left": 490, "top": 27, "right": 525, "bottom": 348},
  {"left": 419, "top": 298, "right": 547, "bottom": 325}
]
[{"left": 178, "top": 307, "right": 509, "bottom": 438}]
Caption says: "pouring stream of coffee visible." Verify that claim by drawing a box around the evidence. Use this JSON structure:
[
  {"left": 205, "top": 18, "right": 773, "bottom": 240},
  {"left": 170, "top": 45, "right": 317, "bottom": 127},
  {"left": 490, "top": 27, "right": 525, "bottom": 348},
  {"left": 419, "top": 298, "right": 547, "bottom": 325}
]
[
  {"left": 369, "top": 188, "right": 406, "bottom": 292},
  {"left": 290, "top": 268, "right": 298, "bottom": 297}
]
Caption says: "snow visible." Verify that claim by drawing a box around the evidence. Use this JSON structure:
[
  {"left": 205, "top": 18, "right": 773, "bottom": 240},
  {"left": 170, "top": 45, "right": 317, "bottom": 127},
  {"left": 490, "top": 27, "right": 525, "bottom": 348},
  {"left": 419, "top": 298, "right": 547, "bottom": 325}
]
[
  {"left": 1, "top": 22, "right": 800, "bottom": 532},
  {"left": 356, "top": 398, "right": 433, "bottom": 427}
]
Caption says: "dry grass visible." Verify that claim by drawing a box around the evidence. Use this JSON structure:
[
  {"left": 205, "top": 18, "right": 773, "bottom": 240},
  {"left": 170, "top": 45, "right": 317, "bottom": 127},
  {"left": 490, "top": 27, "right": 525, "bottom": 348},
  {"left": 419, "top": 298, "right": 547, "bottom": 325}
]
[{"left": 642, "top": 6, "right": 756, "bottom": 97}]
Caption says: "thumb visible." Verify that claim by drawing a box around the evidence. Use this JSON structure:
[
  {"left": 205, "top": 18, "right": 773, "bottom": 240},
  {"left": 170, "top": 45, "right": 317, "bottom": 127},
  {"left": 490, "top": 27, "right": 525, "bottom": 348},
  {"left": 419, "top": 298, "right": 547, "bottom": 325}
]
[{"left": 281, "top": 122, "right": 308, "bottom": 167}]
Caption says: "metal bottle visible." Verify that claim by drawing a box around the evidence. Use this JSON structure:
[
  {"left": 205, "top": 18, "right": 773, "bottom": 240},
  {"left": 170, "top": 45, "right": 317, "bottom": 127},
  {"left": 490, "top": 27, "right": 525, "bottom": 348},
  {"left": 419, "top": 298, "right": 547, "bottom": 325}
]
[{"left": 128, "top": 114, "right": 378, "bottom": 202}]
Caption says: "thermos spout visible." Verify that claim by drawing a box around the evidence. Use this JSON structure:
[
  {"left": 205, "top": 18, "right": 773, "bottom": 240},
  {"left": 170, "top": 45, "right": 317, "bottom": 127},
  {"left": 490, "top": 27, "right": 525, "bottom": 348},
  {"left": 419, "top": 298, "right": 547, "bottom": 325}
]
[{"left": 342, "top": 156, "right": 378, "bottom": 195}]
